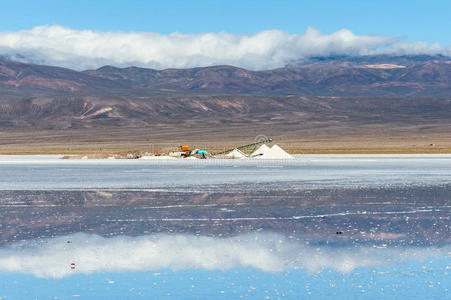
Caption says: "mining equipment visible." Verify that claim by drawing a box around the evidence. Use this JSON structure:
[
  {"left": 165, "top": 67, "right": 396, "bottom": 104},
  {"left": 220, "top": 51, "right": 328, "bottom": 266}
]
[
  {"left": 213, "top": 138, "right": 273, "bottom": 157},
  {"left": 169, "top": 145, "right": 208, "bottom": 158}
]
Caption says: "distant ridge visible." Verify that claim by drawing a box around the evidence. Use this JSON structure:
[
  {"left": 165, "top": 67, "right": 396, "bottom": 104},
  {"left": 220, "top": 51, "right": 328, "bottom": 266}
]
[
  {"left": 286, "top": 54, "right": 451, "bottom": 67},
  {"left": 1, "top": 55, "right": 451, "bottom": 96},
  {"left": 0, "top": 55, "right": 451, "bottom": 131}
]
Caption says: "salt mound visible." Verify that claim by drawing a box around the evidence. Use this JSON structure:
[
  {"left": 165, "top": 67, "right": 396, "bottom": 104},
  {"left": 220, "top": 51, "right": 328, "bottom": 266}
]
[
  {"left": 259, "top": 144, "right": 293, "bottom": 159},
  {"left": 251, "top": 144, "right": 270, "bottom": 157},
  {"left": 226, "top": 149, "right": 248, "bottom": 159}
]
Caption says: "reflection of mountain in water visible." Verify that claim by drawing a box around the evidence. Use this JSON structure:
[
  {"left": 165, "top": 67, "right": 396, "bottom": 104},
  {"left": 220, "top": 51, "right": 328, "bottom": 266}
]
[{"left": 0, "top": 186, "right": 449, "bottom": 247}]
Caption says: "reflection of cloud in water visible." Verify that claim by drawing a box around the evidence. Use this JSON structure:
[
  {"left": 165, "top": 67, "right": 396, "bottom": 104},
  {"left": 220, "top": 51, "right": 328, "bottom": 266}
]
[{"left": 0, "top": 232, "right": 448, "bottom": 278}]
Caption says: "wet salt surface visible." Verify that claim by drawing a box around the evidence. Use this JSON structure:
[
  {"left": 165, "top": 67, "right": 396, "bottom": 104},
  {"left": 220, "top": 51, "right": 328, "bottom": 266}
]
[
  {"left": 0, "top": 188, "right": 449, "bottom": 246},
  {"left": 0, "top": 155, "right": 450, "bottom": 298}
]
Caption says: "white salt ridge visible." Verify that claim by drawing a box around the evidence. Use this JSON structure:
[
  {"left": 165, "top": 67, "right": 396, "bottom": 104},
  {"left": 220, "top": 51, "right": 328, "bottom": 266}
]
[
  {"left": 226, "top": 149, "right": 248, "bottom": 159},
  {"left": 255, "top": 144, "right": 293, "bottom": 159}
]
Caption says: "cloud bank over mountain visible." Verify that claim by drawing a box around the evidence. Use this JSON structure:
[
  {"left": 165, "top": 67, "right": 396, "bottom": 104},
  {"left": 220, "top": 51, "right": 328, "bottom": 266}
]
[
  {"left": 0, "top": 232, "right": 446, "bottom": 278},
  {"left": 0, "top": 25, "right": 450, "bottom": 70}
]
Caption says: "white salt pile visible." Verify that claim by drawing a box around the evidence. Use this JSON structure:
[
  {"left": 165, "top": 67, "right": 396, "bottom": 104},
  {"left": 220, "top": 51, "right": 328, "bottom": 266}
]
[
  {"left": 226, "top": 149, "right": 248, "bottom": 159},
  {"left": 254, "top": 144, "right": 293, "bottom": 159},
  {"left": 250, "top": 144, "right": 270, "bottom": 157}
]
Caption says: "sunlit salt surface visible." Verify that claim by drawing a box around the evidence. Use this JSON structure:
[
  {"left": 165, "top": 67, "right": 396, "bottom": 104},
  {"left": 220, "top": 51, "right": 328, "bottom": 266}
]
[
  {"left": 1, "top": 154, "right": 451, "bottom": 190},
  {"left": 0, "top": 154, "right": 449, "bottom": 298}
]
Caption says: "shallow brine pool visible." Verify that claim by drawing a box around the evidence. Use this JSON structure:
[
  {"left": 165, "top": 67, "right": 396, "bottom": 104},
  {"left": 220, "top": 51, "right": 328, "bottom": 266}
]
[{"left": 0, "top": 155, "right": 449, "bottom": 298}]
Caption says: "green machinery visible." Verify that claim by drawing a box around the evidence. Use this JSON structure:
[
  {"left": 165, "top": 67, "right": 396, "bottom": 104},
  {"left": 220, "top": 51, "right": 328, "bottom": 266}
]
[{"left": 213, "top": 138, "right": 273, "bottom": 156}]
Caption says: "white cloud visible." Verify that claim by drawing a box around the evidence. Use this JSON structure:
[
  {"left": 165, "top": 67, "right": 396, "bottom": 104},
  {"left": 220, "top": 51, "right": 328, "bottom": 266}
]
[
  {"left": 0, "top": 25, "right": 449, "bottom": 70},
  {"left": 0, "top": 232, "right": 447, "bottom": 278}
]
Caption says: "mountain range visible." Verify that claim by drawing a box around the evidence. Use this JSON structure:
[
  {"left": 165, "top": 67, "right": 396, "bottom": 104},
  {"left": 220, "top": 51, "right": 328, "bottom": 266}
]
[
  {"left": 1, "top": 55, "right": 451, "bottom": 151},
  {"left": 2, "top": 54, "right": 451, "bottom": 97}
]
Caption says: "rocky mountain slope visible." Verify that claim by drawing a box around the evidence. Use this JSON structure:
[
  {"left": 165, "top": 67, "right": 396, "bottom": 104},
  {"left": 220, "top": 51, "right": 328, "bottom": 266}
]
[
  {"left": 0, "top": 55, "right": 450, "bottom": 132},
  {"left": 1, "top": 55, "right": 451, "bottom": 97}
]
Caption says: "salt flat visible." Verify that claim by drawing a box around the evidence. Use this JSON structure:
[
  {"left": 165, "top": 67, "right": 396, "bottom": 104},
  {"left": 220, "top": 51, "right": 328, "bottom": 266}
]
[
  {"left": 1, "top": 154, "right": 451, "bottom": 190},
  {"left": 0, "top": 154, "right": 449, "bottom": 299}
]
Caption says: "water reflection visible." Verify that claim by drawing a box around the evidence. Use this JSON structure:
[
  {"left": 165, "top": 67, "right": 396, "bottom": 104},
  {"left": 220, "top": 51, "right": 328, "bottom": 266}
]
[
  {"left": 1, "top": 232, "right": 450, "bottom": 279},
  {"left": 0, "top": 187, "right": 449, "bottom": 247},
  {"left": 0, "top": 186, "right": 450, "bottom": 298}
]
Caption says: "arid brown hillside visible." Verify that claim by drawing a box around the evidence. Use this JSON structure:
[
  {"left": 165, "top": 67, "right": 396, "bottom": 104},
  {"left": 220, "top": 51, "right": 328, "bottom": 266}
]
[
  {"left": 1, "top": 56, "right": 451, "bottom": 153},
  {"left": 1, "top": 56, "right": 451, "bottom": 97}
]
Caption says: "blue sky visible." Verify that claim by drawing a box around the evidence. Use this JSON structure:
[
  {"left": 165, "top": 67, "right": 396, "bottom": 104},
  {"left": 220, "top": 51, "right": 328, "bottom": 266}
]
[
  {"left": 0, "top": 0, "right": 450, "bottom": 70},
  {"left": 1, "top": 0, "right": 450, "bottom": 43}
]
